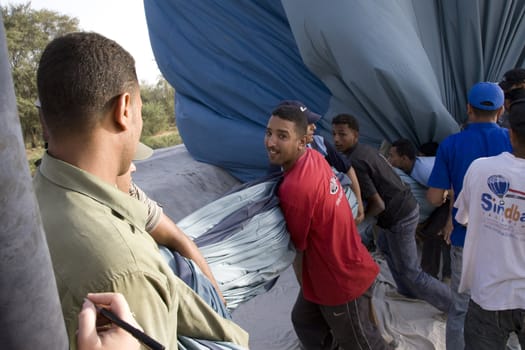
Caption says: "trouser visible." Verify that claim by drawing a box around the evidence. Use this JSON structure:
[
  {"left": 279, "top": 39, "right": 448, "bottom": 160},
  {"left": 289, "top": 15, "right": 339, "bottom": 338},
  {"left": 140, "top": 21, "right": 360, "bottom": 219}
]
[
  {"left": 465, "top": 299, "right": 525, "bottom": 350},
  {"left": 291, "top": 286, "right": 393, "bottom": 350},
  {"left": 421, "top": 234, "right": 451, "bottom": 279},
  {"left": 376, "top": 206, "right": 452, "bottom": 313},
  {"left": 446, "top": 246, "right": 469, "bottom": 350}
]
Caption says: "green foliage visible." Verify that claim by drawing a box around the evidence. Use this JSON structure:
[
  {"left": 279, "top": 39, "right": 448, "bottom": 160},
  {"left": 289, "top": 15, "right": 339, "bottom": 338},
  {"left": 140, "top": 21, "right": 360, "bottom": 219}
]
[
  {"left": 142, "top": 128, "right": 182, "bottom": 149},
  {"left": 2, "top": 2, "right": 80, "bottom": 147},
  {"left": 3, "top": 2, "right": 180, "bottom": 154},
  {"left": 140, "top": 79, "right": 176, "bottom": 137}
]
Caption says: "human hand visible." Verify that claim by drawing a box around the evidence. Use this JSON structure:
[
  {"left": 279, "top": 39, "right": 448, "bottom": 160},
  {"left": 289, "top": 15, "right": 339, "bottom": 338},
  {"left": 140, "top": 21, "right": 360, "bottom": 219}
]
[
  {"left": 77, "top": 293, "right": 141, "bottom": 350},
  {"left": 441, "top": 217, "right": 453, "bottom": 244},
  {"left": 354, "top": 207, "right": 365, "bottom": 225}
]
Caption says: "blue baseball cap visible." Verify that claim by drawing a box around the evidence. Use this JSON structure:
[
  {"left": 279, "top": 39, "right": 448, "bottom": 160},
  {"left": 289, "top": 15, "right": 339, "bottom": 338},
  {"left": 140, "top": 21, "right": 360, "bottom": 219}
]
[{"left": 468, "top": 82, "right": 504, "bottom": 111}]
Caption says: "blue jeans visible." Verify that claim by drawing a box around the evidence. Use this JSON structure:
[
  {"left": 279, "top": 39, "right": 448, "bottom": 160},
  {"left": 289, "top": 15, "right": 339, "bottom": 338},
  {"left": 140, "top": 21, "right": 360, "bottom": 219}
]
[
  {"left": 465, "top": 299, "right": 525, "bottom": 350},
  {"left": 376, "top": 206, "right": 451, "bottom": 313},
  {"left": 357, "top": 215, "right": 377, "bottom": 249},
  {"left": 446, "top": 246, "right": 469, "bottom": 350}
]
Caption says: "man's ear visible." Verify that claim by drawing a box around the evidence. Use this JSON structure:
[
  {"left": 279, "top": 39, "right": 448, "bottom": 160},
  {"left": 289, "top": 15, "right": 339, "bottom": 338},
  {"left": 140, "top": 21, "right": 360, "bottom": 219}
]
[
  {"left": 113, "top": 92, "right": 132, "bottom": 131},
  {"left": 495, "top": 105, "right": 505, "bottom": 119},
  {"left": 352, "top": 129, "right": 359, "bottom": 142},
  {"left": 298, "top": 133, "right": 308, "bottom": 149}
]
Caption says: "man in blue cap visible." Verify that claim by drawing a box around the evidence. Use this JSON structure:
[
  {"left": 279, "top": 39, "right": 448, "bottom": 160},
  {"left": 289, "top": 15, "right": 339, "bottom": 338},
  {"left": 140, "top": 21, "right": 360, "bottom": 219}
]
[{"left": 427, "top": 82, "right": 512, "bottom": 350}]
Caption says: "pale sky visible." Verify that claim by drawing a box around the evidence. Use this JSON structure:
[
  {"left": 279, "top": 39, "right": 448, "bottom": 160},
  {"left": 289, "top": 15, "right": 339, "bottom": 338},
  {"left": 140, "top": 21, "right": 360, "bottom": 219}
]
[{"left": 5, "top": 0, "right": 162, "bottom": 84}]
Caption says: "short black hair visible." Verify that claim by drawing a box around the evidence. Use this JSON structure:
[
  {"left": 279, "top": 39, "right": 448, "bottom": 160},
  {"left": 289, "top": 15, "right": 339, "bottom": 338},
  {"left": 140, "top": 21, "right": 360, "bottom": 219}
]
[
  {"left": 391, "top": 139, "right": 416, "bottom": 161},
  {"left": 509, "top": 99, "right": 525, "bottom": 144},
  {"left": 505, "top": 87, "right": 525, "bottom": 105},
  {"left": 499, "top": 68, "right": 525, "bottom": 92},
  {"left": 37, "top": 32, "right": 138, "bottom": 138},
  {"left": 271, "top": 105, "right": 308, "bottom": 136},
  {"left": 332, "top": 113, "right": 359, "bottom": 132},
  {"left": 418, "top": 141, "right": 439, "bottom": 157}
]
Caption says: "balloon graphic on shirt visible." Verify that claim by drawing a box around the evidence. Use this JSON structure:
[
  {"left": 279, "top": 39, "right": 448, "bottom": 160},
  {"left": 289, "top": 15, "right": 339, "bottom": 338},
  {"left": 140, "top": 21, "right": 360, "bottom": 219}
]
[{"left": 487, "top": 175, "right": 510, "bottom": 205}]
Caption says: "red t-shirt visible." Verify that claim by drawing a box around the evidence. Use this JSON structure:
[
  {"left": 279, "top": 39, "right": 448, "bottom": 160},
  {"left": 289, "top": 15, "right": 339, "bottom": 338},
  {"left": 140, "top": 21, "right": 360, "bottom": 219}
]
[{"left": 278, "top": 148, "right": 379, "bottom": 305}]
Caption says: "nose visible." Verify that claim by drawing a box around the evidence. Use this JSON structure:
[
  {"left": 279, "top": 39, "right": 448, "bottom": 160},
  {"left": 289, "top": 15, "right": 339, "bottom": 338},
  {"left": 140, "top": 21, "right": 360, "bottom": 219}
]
[{"left": 264, "top": 133, "right": 274, "bottom": 146}]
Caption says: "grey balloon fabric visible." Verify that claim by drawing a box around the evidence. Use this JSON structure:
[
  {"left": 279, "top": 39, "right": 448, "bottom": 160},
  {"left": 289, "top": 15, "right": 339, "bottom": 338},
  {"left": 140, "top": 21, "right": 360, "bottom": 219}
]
[
  {"left": 0, "top": 13, "right": 68, "bottom": 350},
  {"left": 164, "top": 170, "right": 360, "bottom": 311},
  {"left": 282, "top": 0, "right": 525, "bottom": 146},
  {"left": 158, "top": 175, "right": 293, "bottom": 350},
  {"left": 176, "top": 174, "right": 296, "bottom": 310},
  {"left": 145, "top": 1, "right": 525, "bottom": 182}
]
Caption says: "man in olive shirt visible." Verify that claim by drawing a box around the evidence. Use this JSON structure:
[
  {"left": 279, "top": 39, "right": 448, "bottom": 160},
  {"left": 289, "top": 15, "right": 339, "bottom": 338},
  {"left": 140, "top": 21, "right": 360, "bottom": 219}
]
[{"left": 34, "top": 32, "right": 248, "bottom": 349}]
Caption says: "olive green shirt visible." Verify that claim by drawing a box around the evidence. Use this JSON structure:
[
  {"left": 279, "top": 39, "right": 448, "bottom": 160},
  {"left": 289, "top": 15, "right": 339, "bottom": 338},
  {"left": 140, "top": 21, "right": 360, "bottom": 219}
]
[{"left": 34, "top": 153, "right": 249, "bottom": 349}]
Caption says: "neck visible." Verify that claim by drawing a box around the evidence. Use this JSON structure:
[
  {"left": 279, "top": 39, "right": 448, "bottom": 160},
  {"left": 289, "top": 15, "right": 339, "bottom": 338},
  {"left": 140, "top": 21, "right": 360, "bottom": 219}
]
[
  {"left": 402, "top": 161, "right": 415, "bottom": 174},
  {"left": 343, "top": 143, "right": 357, "bottom": 155},
  {"left": 47, "top": 133, "right": 123, "bottom": 186},
  {"left": 470, "top": 115, "right": 498, "bottom": 124},
  {"left": 283, "top": 148, "right": 307, "bottom": 172},
  {"left": 513, "top": 147, "right": 525, "bottom": 159}
]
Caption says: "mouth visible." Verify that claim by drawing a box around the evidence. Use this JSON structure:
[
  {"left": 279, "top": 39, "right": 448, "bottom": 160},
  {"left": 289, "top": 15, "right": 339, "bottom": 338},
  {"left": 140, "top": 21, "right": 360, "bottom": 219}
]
[{"left": 266, "top": 148, "right": 280, "bottom": 160}]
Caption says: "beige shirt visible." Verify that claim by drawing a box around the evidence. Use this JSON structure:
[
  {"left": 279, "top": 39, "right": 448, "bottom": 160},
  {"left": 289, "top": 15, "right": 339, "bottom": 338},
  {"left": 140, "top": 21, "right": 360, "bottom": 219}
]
[
  {"left": 34, "top": 153, "right": 248, "bottom": 349},
  {"left": 129, "top": 181, "right": 163, "bottom": 232}
]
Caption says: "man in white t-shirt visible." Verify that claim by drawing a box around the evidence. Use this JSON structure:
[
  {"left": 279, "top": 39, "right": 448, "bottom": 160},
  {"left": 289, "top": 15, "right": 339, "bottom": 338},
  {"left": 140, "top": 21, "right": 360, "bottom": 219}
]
[{"left": 455, "top": 98, "right": 525, "bottom": 349}]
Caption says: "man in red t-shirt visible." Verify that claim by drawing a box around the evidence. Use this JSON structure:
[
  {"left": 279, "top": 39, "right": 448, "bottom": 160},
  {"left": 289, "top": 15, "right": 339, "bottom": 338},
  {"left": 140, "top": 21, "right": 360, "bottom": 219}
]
[{"left": 264, "top": 101, "right": 393, "bottom": 349}]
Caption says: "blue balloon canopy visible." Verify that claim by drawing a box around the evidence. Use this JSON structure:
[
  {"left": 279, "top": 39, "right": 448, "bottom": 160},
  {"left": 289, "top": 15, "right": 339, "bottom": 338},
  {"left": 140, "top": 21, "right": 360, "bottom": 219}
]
[{"left": 144, "top": 0, "right": 525, "bottom": 182}]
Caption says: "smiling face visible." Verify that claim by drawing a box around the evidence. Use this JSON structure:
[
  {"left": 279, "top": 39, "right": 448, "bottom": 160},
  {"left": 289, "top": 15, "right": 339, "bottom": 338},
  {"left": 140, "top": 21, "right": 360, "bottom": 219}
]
[
  {"left": 264, "top": 115, "right": 307, "bottom": 171},
  {"left": 332, "top": 123, "right": 358, "bottom": 153}
]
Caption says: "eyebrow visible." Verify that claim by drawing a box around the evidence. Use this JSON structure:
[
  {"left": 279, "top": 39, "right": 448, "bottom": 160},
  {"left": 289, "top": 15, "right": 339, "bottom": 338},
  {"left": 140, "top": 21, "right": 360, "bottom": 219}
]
[{"left": 267, "top": 127, "right": 291, "bottom": 135}]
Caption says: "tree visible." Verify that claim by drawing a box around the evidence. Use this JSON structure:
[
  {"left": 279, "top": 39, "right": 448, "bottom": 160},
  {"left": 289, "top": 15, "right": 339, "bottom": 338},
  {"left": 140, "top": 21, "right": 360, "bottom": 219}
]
[
  {"left": 140, "top": 79, "right": 176, "bottom": 137},
  {"left": 2, "top": 2, "right": 79, "bottom": 147}
]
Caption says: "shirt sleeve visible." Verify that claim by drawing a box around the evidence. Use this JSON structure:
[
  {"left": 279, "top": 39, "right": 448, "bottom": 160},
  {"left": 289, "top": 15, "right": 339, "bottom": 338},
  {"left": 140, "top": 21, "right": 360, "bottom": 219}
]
[
  {"left": 352, "top": 160, "right": 377, "bottom": 200},
  {"left": 129, "top": 181, "right": 163, "bottom": 232},
  {"left": 454, "top": 164, "right": 473, "bottom": 225},
  {"left": 427, "top": 142, "right": 451, "bottom": 189},
  {"left": 112, "top": 272, "right": 249, "bottom": 348},
  {"left": 279, "top": 183, "right": 314, "bottom": 251}
]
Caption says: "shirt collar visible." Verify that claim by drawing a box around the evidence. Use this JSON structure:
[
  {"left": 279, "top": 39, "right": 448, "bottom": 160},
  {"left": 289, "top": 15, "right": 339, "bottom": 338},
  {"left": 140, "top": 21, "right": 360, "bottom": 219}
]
[
  {"left": 38, "top": 153, "right": 147, "bottom": 230},
  {"left": 463, "top": 122, "right": 500, "bottom": 130}
]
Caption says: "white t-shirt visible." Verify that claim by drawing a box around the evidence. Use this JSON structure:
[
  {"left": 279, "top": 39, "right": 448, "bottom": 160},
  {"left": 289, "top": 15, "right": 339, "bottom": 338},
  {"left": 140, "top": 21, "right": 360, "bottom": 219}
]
[{"left": 456, "top": 152, "right": 525, "bottom": 311}]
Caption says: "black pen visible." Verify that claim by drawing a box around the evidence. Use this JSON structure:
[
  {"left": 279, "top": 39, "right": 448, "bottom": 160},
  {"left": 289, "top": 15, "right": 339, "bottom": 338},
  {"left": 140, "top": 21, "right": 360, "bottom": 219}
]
[{"left": 95, "top": 305, "right": 165, "bottom": 350}]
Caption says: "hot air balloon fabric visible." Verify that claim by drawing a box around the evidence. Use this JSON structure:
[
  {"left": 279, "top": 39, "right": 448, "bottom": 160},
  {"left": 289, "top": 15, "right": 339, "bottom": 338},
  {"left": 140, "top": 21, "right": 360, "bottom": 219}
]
[{"left": 144, "top": 0, "right": 525, "bottom": 182}]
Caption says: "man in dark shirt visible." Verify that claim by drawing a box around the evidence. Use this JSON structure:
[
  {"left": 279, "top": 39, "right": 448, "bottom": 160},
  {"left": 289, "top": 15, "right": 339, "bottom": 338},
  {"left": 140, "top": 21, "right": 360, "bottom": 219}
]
[{"left": 331, "top": 114, "right": 451, "bottom": 313}]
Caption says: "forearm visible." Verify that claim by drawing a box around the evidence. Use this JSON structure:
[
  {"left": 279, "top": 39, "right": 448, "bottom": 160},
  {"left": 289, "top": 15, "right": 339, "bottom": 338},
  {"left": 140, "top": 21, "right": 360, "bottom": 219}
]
[
  {"left": 364, "top": 193, "right": 385, "bottom": 218},
  {"left": 426, "top": 187, "right": 448, "bottom": 207},
  {"left": 348, "top": 167, "right": 365, "bottom": 223},
  {"left": 150, "top": 215, "right": 224, "bottom": 302}
]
